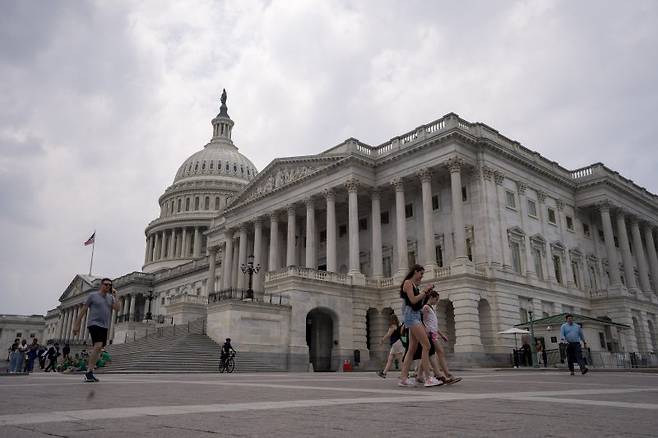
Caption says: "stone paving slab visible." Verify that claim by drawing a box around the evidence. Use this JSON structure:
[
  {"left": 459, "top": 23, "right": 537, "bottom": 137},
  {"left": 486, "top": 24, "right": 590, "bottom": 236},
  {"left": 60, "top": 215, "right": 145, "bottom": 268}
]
[{"left": 1, "top": 370, "right": 658, "bottom": 437}]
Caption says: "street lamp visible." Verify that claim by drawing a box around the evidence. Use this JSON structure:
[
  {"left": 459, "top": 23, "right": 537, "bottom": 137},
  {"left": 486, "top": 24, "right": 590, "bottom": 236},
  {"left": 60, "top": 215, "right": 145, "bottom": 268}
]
[
  {"left": 145, "top": 289, "right": 154, "bottom": 321},
  {"left": 240, "top": 254, "right": 260, "bottom": 299}
]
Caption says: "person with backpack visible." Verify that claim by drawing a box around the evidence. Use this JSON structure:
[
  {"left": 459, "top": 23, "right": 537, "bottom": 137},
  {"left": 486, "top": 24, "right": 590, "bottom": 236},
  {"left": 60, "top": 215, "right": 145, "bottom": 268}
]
[
  {"left": 44, "top": 343, "right": 59, "bottom": 372},
  {"left": 377, "top": 314, "right": 405, "bottom": 378},
  {"left": 397, "top": 264, "right": 440, "bottom": 387}
]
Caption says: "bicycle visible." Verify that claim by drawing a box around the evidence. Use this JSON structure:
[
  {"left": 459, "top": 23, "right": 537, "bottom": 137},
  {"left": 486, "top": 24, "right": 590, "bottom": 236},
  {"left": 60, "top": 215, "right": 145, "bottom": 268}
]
[{"left": 218, "top": 351, "right": 236, "bottom": 373}]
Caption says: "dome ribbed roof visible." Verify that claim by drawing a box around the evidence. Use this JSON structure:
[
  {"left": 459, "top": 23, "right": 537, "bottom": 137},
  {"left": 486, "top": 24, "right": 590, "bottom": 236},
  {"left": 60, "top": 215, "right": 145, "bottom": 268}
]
[{"left": 173, "top": 142, "right": 257, "bottom": 183}]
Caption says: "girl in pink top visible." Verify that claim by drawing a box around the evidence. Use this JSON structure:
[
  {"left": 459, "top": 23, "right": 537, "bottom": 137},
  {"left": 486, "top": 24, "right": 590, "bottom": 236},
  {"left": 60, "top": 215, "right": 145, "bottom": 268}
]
[{"left": 422, "top": 290, "right": 461, "bottom": 385}]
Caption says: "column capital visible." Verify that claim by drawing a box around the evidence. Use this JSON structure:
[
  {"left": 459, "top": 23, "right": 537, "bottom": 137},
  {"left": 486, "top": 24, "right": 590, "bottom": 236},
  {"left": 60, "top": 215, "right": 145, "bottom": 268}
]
[
  {"left": 323, "top": 188, "right": 335, "bottom": 201},
  {"left": 391, "top": 177, "right": 404, "bottom": 192},
  {"left": 416, "top": 167, "right": 432, "bottom": 183},
  {"left": 239, "top": 223, "right": 248, "bottom": 233},
  {"left": 493, "top": 171, "right": 505, "bottom": 186},
  {"left": 537, "top": 190, "right": 547, "bottom": 204},
  {"left": 345, "top": 177, "right": 359, "bottom": 193},
  {"left": 267, "top": 210, "right": 281, "bottom": 222},
  {"left": 445, "top": 157, "right": 464, "bottom": 173},
  {"left": 516, "top": 181, "right": 527, "bottom": 195},
  {"left": 370, "top": 187, "right": 381, "bottom": 200},
  {"left": 556, "top": 199, "right": 564, "bottom": 211},
  {"left": 286, "top": 204, "right": 296, "bottom": 215},
  {"left": 628, "top": 215, "right": 640, "bottom": 226},
  {"left": 304, "top": 197, "right": 316, "bottom": 209},
  {"left": 252, "top": 216, "right": 264, "bottom": 226},
  {"left": 482, "top": 165, "right": 495, "bottom": 181},
  {"left": 595, "top": 200, "right": 614, "bottom": 213}
]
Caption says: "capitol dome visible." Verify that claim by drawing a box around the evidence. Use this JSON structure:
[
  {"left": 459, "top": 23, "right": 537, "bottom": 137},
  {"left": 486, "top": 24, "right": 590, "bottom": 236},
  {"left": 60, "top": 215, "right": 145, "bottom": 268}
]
[{"left": 142, "top": 90, "right": 257, "bottom": 273}]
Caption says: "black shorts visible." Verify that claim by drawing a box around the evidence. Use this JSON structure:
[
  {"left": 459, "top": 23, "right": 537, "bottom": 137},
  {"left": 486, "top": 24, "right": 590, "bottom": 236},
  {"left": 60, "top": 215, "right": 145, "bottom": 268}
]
[
  {"left": 88, "top": 325, "right": 108, "bottom": 346},
  {"left": 412, "top": 335, "right": 436, "bottom": 361}
]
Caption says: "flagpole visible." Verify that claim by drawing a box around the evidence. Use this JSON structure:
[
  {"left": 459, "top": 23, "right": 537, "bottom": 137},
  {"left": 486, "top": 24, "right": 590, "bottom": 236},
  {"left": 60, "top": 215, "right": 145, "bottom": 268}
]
[{"left": 89, "top": 232, "right": 95, "bottom": 276}]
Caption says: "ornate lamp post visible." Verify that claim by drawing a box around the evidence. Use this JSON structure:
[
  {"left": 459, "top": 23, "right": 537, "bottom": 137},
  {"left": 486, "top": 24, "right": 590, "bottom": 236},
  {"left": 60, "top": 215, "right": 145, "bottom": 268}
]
[
  {"left": 145, "top": 289, "right": 154, "bottom": 321},
  {"left": 240, "top": 254, "right": 260, "bottom": 299}
]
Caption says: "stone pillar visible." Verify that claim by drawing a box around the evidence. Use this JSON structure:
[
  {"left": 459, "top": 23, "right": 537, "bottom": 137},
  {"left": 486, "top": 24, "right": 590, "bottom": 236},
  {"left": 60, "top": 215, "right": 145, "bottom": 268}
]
[
  {"left": 193, "top": 227, "right": 201, "bottom": 258},
  {"left": 167, "top": 229, "right": 174, "bottom": 259},
  {"left": 232, "top": 232, "right": 240, "bottom": 288},
  {"left": 154, "top": 233, "right": 161, "bottom": 261},
  {"left": 109, "top": 308, "right": 117, "bottom": 342},
  {"left": 447, "top": 157, "right": 467, "bottom": 263},
  {"left": 630, "top": 218, "right": 651, "bottom": 293},
  {"left": 71, "top": 306, "right": 79, "bottom": 342},
  {"left": 222, "top": 233, "right": 234, "bottom": 290},
  {"left": 269, "top": 213, "right": 280, "bottom": 271},
  {"left": 325, "top": 189, "right": 337, "bottom": 273},
  {"left": 129, "top": 294, "right": 136, "bottom": 322},
  {"left": 639, "top": 311, "right": 652, "bottom": 352},
  {"left": 305, "top": 199, "right": 316, "bottom": 269},
  {"left": 644, "top": 224, "right": 658, "bottom": 294},
  {"left": 616, "top": 211, "right": 637, "bottom": 290},
  {"left": 181, "top": 228, "right": 188, "bottom": 258},
  {"left": 253, "top": 218, "right": 264, "bottom": 294},
  {"left": 57, "top": 310, "right": 66, "bottom": 340},
  {"left": 286, "top": 205, "right": 296, "bottom": 267},
  {"left": 237, "top": 225, "right": 248, "bottom": 289},
  {"left": 392, "top": 177, "right": 408, "bottom": 275},
  {"left": 159, "top": 231, "right": 167, "bottom": 260},
  {"left": 451, "top": 292, "right": 484, "bottom": 352},
  {"left": 517, "top": 183, "right": 535, "bottom": 278},
  {"left": 207, "top": 247, "right": 218, "bottom": 295},
  {"left": 599, "top": 203, "right": 622, "bottom": 287},
  {"left": 418, "top": 168, "right": 437, "bottom": 272},
  {"left": 371, "top": 188, "right": 383, "bottom": 279},
  {"left": 144, "top": 236, "right": 150, "bottom": 264},
  {"left": 346, "top": 178, "right": 361, "bottom": 275},
  {"left": 150, "top": 235, "right": 156, "bottom": 262}
]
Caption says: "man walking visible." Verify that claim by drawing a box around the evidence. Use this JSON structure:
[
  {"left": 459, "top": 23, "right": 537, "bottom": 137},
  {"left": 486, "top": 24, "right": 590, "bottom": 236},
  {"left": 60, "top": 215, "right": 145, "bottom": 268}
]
[
  {"left": 72, "top": 278, "right": 120, "bottom": 382},
  {"left": 560, "top": 313, "right": 589, "bottom": 375}
]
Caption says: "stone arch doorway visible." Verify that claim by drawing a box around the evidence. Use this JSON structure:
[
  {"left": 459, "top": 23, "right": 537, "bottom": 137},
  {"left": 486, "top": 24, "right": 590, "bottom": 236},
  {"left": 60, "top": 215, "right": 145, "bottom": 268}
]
[
  {"left": 306, "top": 308, "right": 336, "bottom": 371},
  {"left": 437, "top": 299, "right": 456, "bottom": 353},
  {"left": 478, "top": 299, "right": 495, "bottom": 352}
]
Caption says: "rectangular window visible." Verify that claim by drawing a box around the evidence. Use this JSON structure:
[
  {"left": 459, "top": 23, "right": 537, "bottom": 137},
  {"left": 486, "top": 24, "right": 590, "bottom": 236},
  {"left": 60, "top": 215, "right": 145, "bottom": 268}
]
[
  {"left": 547, "top": 208, "right": 556, "bottom": 225},
  {"left": 505, "top": 190, "right": 516, "bottom": 209},
  {"left": 380, "top": 211, "right": 389, "bottom": 225},
  {"left": 533, "top": 248, "right": 543, "bottom": 280},
  {"left": 583, "top": 223, "right": 591, "bottom": 237},
  {"left": 462, "top": 186, "right": 468, "bottom": 202},
  {"left": 405, "top": 203, "right": 413, "bottom": 218},
  {"left": 383, "top": 257, "right": 392, "bottom": 277},
  {"left": 566, "top": 216, "right": 574, "bottom": 231},
  {"left": 519, "top": 308, "right": 529, "bottom": 324},
  {"left": 435, "top": 245, "right": 443, "bottom": 267},
  {"left": 511, "top": 242, "right": 522, "bottom": 273},
  {"left": 466, "top": 238, "right": 473, "bottom": 262},
  {"left": 432, "top": 194, "right": 440, "bottom": 211},
  {"left": 161, "top": 297, "right": 165, "bottom": 305},
  {"left": 527, "top": 199, "right": 537, "bottom": 217},
  {"left": 599, "top": 332, "right": 606, "bottom": 349},
  {"left": 553, "top": 255, "right": 562, "bottom": 284},
  {"left": 572, "top": 261, "right": 579, "bottom": 287},
  {"left": 359, "top": 218, "right": 368, "bottom": 231},
  {"left": 339, "top": 225, "right": 347, "bottom": 237}
]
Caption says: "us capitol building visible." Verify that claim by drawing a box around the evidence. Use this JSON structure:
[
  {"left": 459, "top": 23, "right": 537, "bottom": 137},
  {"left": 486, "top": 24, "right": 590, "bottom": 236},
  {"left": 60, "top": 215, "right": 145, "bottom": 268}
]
[{"left": 42, "top": 91, "right": 658, "bottom": 370}]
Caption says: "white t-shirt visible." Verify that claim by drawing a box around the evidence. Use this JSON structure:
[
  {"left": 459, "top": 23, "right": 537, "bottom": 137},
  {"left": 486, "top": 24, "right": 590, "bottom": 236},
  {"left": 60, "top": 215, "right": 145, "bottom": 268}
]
[{"left": 422, "top": 304, "right": 438, "bottom": 333}]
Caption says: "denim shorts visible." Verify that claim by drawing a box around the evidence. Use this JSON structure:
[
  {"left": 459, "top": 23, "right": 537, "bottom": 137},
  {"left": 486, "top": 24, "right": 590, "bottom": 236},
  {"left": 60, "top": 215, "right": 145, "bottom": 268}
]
[{"left": 402, "top": 305, "right": 422, "bottom": 327}]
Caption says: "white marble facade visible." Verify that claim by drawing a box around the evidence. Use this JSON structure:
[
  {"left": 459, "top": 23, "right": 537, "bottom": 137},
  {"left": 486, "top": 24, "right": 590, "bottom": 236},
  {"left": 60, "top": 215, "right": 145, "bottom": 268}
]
[{"left": 49, "top": 93, "right": 658, "bottom": 369}]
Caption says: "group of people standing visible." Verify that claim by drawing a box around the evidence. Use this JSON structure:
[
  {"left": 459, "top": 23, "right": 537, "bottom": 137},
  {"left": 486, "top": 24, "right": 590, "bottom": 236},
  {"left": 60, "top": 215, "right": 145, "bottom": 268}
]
[{"left": 378, "top": 264, "right": 461, "bottom": 387}]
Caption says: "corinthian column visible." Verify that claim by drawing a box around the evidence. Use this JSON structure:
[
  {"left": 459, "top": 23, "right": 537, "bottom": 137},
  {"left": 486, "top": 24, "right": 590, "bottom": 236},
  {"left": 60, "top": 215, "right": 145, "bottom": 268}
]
[
  {"left": 237, "top": 225, "right": 248, "bottom": 289},
  {"left": 616, "top": 211, "right": 637, "bottom": 290},
  {"left": 392, "top": 177, "right": 408, "bottom": 275},
  {"left": 269, "top": 213, "right": 280, "bottom": 271},
  {"left": 371, "top": 188, "right": 383, "bottom": 279},
  {"left": 418, "top": 168, "right": 437, "bottom": 272},
  {"left": 599, "top": 203, "right": 621, "bottom": 287},
  {"left": 305, "top": 198, "right": 316, "bottom": 269},
  {"left": 447, "top": 157, "right": 467, "bottom": 262},
  {"left": 253, "top": 218, "right": 263, "bottom": 293},
  {"left": 346, "top": 178, "right": 361, "bottom": 275},
  {"left": 207, "top": 247, "right": 217, "bottom": 295},
  {"left": 643, "top": 224, "right": 658, "bottom": 294},
  {"left": 325, "top": 189, "right": 337, "bottom": 272},
  {"left": 629, "top": 218, "right": 651, "bottom": 293},
  {"left": 222, "top": 232, "right": 234, "bottom": 290},
  {"left": 286, "top": 205, "right": 296, "bottom": 267},
  {"left": 193, "top": 227, "right": 201, "bottom": 257}
]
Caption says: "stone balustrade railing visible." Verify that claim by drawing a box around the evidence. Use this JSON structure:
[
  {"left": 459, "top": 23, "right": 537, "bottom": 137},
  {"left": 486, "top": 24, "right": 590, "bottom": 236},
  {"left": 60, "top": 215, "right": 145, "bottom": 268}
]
[
  {"left": 366, "top": 277, "right": 395, "bottom": 288},
  {"left": 168, "top": 294, "right": 208, "bottom": 305},
  {"left": 432, "top": 266, "right": 452, "bottom": 279},
  {"left": 265, "top": 267, "right": 352, "bottom": 285}
]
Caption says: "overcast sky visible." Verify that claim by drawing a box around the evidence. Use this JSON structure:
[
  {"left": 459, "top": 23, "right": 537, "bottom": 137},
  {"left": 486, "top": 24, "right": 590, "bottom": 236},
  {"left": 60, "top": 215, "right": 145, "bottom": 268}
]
[{"left": 1, "top": 0, "right": 657, "bottom": 316}]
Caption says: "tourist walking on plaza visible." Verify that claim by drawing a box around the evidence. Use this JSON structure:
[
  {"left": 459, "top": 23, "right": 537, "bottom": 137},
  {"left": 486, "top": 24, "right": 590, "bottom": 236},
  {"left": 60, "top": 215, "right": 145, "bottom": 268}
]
[
  {"left": 397, "top": 265, "right": 439, "bottom": 387},
  {"left": 422, "top": 291, "right": 461, "bottom": 384},
  {"left": 560, "top": 314, "right": 588, "bottom": 375},
  {"left": 72, "top": 277, "right": 121, "bottom": 382},
  {"left": 25, "top": 338, "right": 40, "bottom": 372},
  {"left": 44, "top": 342, "right": 59, "bottom": 372},
  {"left": 377, "top": 314, "right": 405, "bottom": 378}
]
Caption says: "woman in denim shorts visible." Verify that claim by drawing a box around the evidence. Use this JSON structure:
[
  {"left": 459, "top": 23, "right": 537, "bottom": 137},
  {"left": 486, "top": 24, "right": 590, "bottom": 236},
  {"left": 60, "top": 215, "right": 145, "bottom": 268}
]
[{"left": 398, "top": 264, "right": 438, "bottom": 387}]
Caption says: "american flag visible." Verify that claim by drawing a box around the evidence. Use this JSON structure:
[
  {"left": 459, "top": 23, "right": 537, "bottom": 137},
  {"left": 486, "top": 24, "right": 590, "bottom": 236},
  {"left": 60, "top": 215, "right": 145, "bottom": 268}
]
[{"left": 84, "top": 232, "right": 95, "bottom": 246}]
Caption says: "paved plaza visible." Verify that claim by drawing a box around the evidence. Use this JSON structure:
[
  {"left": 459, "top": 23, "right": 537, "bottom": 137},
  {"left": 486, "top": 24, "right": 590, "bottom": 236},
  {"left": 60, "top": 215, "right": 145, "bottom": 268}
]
[{"left": 1, "top": 370, "right": 658, "bottom": 437}]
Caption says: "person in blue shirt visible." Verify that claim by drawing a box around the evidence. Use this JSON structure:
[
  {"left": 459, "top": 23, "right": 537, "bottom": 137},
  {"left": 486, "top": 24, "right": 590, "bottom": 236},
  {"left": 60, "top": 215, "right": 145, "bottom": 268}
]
[{"left": 560, "top": 314, "right": 589, "bottom": 375}]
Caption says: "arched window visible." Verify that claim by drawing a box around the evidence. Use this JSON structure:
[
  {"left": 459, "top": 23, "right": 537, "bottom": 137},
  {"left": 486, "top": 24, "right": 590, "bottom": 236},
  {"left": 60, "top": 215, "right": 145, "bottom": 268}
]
[
  {"left": 194, "top": 197, "right": 200, "bottom": 210},
  {"left": 209, "top": 161, "right": 214, "bottom": 169},
  {"left": 185, "top": 198, "right": 190, "bottom": 211},
  {"left": 194, "top": 162, "right": 199, "bottom": 171},
  {"left": 233, "top": 164, "right": 237, "bottom": 173},
  {"left": 215, "top": 196, "right": 220, "bottom": 209},
  {"left": 202, "top": 161, "right": 206, "bottom": 170},
  {"left": 177, "top": 199, "right": 181, "bottom": 212},
  {"left": 226, "top": 163, "right": 229, "bottom": 171},
  {"left": 204, "top": 196, "right": 210, "bottom": 210}
]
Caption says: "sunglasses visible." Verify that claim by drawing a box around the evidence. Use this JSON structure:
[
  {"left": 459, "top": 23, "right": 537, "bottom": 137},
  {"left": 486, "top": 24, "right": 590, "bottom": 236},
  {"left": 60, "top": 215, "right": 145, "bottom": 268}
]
[{"left": 102, "top": 283, "right": 112, "bottom": 287}]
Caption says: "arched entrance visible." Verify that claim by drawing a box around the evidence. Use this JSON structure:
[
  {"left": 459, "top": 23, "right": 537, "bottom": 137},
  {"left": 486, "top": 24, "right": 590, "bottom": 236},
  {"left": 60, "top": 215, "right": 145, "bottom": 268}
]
[
  {"left": 437, "top": 299, "right": 456, "bottom": 353},
  {"left": 478, "top": 299, "right": 494, "bottom": 352},
  {"left": 306, "top": 308, "right": 335, "bottom": 371}
]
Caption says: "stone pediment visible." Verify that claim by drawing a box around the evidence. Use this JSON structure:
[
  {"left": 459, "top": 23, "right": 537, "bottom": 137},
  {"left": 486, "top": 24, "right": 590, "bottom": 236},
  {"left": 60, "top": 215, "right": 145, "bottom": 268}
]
[
  {"left": 230, "top": 156, "right": 344, "bottom": 206},
  {"left": 59, "top": 274, "right": 99, "bottom": 302}
]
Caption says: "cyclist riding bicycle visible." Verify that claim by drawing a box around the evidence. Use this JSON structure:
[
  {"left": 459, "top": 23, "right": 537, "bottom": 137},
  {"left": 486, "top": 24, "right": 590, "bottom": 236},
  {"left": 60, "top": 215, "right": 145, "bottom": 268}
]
[{"left": 220, "top": 338, "right": 236, "bottom": 365}]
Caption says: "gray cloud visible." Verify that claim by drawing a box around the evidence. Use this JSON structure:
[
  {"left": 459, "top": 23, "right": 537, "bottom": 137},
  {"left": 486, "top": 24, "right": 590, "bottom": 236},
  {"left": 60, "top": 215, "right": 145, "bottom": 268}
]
[{"left": 1, "top": 0, "right": 657, "bottom": 315}]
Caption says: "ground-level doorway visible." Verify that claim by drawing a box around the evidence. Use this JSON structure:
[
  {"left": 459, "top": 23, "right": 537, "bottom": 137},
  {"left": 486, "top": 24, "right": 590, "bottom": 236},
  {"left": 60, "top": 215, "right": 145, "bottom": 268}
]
[{"left": 306, "top": 308, "right": 335, "bottom": 371}]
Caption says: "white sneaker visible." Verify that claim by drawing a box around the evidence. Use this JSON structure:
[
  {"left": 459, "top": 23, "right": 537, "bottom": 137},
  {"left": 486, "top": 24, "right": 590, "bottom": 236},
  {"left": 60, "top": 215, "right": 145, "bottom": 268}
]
[
  {"left": 423, "top": 377, "right": 442, "bottom": 387},
  {"left": 398, "top": 378, "right": 417, "bottom": 387}
]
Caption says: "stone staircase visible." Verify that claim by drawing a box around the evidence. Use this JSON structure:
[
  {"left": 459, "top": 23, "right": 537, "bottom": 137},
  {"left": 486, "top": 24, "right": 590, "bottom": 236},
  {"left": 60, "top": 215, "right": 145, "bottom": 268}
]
[{"left": 101, "top": 319, "right": 287, "bottom": 373}]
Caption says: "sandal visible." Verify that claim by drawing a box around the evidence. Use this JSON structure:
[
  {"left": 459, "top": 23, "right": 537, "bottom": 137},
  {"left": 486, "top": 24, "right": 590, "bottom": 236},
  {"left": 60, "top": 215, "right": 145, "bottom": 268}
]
[{"left": 445, "top": 376, "right": 462, "bottom": 384}]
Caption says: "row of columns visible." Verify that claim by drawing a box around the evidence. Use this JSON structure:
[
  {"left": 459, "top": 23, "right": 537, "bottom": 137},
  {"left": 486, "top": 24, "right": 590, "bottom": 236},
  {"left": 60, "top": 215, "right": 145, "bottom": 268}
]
[
  {"left": 56, "top": 304, "right": 90, "bottom": 343},
  {"left": 598, "top": 202, "right": 658, "bottom": 295},
  {"left": 217, "top": 159, "right": 469, "bottom": 289},
  {"left": 145, "top": 227, "right": 204, "bottom": 264}
]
